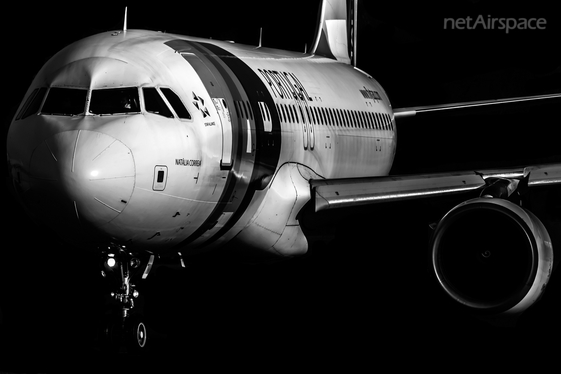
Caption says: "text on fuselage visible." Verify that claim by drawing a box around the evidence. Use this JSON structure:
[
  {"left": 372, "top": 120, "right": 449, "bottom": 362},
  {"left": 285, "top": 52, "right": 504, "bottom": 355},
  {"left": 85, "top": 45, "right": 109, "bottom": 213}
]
[
  {"left": 258, "top": 69, "right": 312, "bottom": 102},
  {"left": 175, "top": 158, "right": 202, "bottom": 167}
]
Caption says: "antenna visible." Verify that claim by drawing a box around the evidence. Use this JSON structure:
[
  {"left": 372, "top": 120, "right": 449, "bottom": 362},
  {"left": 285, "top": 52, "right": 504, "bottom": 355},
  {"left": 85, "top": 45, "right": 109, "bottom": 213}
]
[
  {"left": 351, "top": 0, "right": 358, "bottom": 66},
  {"left": 123, "top": 6, "right": 128, "bottom": 32},
  {"left": 258, "top": 27, "right": 263, "bottom": 48}
]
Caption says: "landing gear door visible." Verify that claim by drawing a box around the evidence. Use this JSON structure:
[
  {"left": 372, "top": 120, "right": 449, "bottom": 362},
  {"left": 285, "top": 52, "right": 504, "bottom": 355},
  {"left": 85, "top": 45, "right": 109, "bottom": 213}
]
[{"left": 212, "top": 98, "right": 232, "bottom": 170}]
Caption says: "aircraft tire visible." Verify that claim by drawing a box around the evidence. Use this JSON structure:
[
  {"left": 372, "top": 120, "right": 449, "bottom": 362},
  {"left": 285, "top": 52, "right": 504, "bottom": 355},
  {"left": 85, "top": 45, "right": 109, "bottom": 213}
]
[{"left": 125, "top": 316, "right": 149, "bottom": 353}]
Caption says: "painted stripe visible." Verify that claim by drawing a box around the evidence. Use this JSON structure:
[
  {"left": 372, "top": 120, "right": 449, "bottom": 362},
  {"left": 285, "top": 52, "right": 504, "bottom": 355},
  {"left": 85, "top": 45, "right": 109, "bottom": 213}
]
[
  {"left": 165, "top": 40, "right": 248, "bottom": 247},
  {"left": 165, "top": 40, "right": 283, "bottom": 249},
  {"left": 181, "top": 41, "right": 282, "bottom": 248},
  {"left": 193, "top": 42, "right": 282, "bottom": 247}
]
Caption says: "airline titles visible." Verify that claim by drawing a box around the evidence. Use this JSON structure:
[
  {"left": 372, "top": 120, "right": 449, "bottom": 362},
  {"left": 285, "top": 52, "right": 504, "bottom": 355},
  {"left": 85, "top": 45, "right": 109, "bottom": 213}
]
[{"left": 258, "top": 69, "right": 312, "bottom": 102}]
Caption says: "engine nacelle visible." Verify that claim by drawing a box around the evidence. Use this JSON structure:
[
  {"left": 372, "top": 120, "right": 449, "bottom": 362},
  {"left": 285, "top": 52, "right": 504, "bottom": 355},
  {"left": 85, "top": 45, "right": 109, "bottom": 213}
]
[{"left": 431, "top": 197, "right": 554, "bottom": 319}]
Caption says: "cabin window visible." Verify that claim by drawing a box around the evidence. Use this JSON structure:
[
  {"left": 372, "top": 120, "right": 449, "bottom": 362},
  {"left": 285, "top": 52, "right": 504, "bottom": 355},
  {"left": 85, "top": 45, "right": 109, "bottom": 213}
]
[
  {"left": 89, "top": 87, "right": 140, "bottom": 115},
  {"left": 335, "top": 109, "right": 340, "bottom": 126},
  {"left": 275, "top": 104, "right": 281, "bottom": 122},
  {"left": 17, "top": 87, "right": 48, "bottom": 120},
  {"left": 240, "top": 101, "right": 248, "bottom": 119},
  {"left": 290, "top": 105, "right": 296, "bottom": 123},
  {"left": 234, "top": 101, "right": 241, "bottom": 118},
  {"left": 279, "top": 104, "right": 284, "bottom": 122},
  {"left": 264, "top": 103, "right": 271, "bottom": 122},
  {"left": 297, "top": 105, "right": 305, "bottom": 123},
  {"left": 161, "top": 88, "right": 191, "bottom": 120},
  {"left": 247, "top": 102, "right": 254, "bottom": 120},
  {"left": 143, "top": 87, "right": 174, "bottom": 118},
  {"left": 312, "top": 107, "right": 319, "bottom": 125},
  {"left": 279, "top": 104, "right": 285, "bottom": 122},
  {"left": 274, "top": 104, "right": 279, "bottom": 120},
  {"left": 41, "top": 87, "right": 87, "bottom": 116},
  {"left": 288, "top": 105, "right": 297, "bottom": 123}
]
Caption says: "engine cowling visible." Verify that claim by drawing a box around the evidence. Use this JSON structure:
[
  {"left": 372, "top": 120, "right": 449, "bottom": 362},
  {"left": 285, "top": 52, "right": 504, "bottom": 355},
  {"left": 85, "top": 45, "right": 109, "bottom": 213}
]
[{"left": 431, "top": 197, "right": 554, "bottom": 318}]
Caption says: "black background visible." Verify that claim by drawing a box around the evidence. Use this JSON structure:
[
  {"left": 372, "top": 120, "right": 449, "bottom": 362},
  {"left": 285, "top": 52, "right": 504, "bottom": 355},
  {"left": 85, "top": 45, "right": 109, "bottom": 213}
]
[{"left": 1, "top": 1, "right": 560, "bottom": 371}]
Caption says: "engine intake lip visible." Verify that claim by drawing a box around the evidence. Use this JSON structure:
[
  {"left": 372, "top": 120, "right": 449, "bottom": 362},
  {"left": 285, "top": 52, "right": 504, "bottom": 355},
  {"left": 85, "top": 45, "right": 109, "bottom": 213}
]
[{"left": 431, "top": 199, "right": 538, "bottom": 315}]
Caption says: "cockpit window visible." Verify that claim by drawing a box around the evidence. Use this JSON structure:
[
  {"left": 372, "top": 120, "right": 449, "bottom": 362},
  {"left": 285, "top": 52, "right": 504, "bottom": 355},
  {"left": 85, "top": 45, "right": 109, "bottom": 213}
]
[
  {"left": 41, "top": 87, "right": 87, "bottom": 116},
  {"left": 89, "top": 87, "right": 140, "bottom": 115},
  {"left": 16, "top": 87, "right": 47, "bottom": 120},
  {"left": 160, "top": 88, "right": 191, "bottom": 120},
  {"left": 143, "top": 87, "right": 174, "bottom": 118}
]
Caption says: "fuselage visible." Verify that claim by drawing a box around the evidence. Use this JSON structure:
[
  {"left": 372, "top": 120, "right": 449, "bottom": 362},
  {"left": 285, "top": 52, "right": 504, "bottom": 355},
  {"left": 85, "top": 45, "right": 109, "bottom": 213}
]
[{"left": 7, "top": 30, "right": 396, "bottom": 256}]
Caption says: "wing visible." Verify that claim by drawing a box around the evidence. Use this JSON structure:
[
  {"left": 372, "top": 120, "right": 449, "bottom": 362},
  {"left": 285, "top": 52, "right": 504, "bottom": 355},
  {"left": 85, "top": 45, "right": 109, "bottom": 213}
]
[
  {"left": 312, "top": 92, "right": 561, "bottom": 211},
  {"left": 393, "top": 93, "right": 561, "bottom": 119},
  {"left": 311, "top": 163, "right": 561, "bottom": 212}
]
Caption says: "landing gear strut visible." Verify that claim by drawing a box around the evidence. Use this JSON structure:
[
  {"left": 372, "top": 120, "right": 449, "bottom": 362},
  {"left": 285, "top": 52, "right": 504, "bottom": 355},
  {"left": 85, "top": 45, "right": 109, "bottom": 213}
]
[{"left": 99, "top": 244, "right": 154, "bottom": 352}]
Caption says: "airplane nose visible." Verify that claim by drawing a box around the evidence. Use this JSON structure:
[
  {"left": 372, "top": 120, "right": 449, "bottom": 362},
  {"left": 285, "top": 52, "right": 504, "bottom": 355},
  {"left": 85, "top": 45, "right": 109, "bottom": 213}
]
[{"left": 29, "top": 130, "right": 135, "bottom": 235}]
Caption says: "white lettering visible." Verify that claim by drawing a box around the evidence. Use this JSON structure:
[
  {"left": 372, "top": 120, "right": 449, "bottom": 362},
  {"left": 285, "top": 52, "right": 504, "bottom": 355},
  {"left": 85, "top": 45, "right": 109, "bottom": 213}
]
[{"left": 444, "top": 15, "right": 547, "bottom": 33}]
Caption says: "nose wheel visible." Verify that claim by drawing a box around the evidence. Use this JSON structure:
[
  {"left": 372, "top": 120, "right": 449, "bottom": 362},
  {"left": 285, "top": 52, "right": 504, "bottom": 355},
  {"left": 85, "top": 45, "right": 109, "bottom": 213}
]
[
  {"left": 98, "top": 245, "right": 154, "bottom": 353},
  {"left": 100, "top": 314, "right": 149, "bottom": 353},
  {"left": 133, "top": 320, "right": 148, "bottom": 348}
]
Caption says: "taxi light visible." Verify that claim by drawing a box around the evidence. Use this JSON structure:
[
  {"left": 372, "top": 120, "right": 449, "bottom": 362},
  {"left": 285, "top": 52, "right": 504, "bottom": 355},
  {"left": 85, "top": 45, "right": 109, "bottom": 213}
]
[{"left": 106, "top": 253, "right": 117, "bottom": 268}]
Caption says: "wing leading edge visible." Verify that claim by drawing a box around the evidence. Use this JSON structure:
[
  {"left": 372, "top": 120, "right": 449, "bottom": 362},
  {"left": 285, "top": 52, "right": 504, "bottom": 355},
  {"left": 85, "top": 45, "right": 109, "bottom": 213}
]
[
  {"left": 393, "top": 93, "right": 561, "bottom": 119},
  {"left": 311, "top": 164, "right": 561, "bottom": 212}
]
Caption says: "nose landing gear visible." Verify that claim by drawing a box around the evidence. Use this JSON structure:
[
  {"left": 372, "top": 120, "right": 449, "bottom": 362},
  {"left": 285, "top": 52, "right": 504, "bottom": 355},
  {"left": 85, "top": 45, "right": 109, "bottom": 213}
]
[{"left": 99, "top": 245, "right": 155, "bottom": 353}]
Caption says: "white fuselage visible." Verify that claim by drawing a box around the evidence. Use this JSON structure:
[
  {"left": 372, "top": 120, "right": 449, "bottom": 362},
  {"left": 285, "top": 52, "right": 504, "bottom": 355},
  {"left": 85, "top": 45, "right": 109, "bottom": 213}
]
[{"left": 7, "top": 30, "right": 396, "bottom": 257}]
